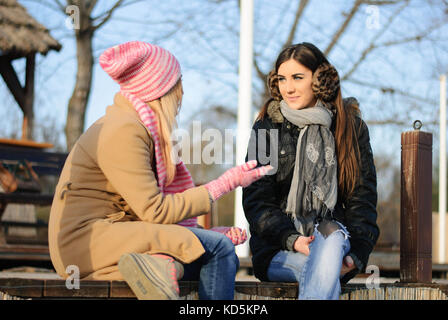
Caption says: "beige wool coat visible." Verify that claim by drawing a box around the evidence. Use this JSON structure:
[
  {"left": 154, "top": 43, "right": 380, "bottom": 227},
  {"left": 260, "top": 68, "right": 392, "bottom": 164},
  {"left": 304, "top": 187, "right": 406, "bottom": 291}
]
[{"left": 48, "top": 93, "right": 211, "bottom": 280}]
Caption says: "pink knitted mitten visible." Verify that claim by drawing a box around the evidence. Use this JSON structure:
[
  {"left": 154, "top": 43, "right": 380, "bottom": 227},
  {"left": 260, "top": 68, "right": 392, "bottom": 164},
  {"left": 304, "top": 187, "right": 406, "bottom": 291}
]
[
  {"left": 210, "top": 226, "right": 248, "bottom": 245},
  {"left": 204, "top": 160, "right": 272, "bottom": 202}
]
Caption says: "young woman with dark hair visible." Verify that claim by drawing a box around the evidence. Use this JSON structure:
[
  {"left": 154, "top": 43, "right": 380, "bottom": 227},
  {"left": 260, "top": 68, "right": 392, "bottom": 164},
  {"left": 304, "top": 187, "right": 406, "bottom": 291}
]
[{"left": 243, "top": 42, "right": 379, "bottom": 300}]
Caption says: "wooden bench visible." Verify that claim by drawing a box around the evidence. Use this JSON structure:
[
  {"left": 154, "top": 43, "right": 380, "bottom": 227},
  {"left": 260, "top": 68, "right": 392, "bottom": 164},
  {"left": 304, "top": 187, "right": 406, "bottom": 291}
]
[
  {"left": 0, "top": 139, "right": 67, "bottom": 268},
  {"left": 0, "top": 126, "right": 445, "bottom": 300},
  {"left": 0, "top": 278, "right": 447, "bottom": 300}
]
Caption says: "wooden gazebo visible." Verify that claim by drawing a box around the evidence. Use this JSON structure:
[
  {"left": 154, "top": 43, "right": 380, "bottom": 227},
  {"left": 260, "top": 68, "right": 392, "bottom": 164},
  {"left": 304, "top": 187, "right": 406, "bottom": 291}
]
[{"left": 0, "top": 0, "right": 61, "bottom": 141}]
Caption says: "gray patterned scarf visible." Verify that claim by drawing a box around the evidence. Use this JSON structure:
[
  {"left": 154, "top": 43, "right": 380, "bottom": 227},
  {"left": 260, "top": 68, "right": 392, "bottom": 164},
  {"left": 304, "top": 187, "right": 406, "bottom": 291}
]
[{"left": 279, "top": 99, "right": 338, "bottom": 236}]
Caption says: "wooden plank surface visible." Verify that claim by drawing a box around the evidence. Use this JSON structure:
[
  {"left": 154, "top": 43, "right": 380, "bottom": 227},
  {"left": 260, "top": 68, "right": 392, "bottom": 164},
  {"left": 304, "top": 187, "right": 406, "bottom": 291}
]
[
  {"left": 0, "top": 138, "right": 53, "bottom": 149},
  {"left": 0, "top": 144, "right": 67, "bottom": 176},
  {"left": 44, "top": 279, "right": 110, "bottom": 298},
  {"left": 0, "top": 278, "right": 44, "bottom": 298},
  {"left": 0, "top": 193, "right": 54, "bottom": 205},
  {"left": 1, "top": 278, "right": 448, "bottom": 300}
]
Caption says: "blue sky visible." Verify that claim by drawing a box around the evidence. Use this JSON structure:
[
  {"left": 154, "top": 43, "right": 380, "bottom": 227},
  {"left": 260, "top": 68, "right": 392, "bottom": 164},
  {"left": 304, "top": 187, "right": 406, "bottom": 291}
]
[{"left": 1, "top": 0, "right": 447, "bottom": 190}]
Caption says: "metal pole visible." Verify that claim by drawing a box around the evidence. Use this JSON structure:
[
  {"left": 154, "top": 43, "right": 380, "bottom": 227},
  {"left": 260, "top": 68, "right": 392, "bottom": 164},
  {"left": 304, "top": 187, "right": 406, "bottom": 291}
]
[
  {"left": 234, "top": 0, "right": 253, "bottom": 258},
  {"left": 440, "top": 74, "right": 447, "bottom": 264}
]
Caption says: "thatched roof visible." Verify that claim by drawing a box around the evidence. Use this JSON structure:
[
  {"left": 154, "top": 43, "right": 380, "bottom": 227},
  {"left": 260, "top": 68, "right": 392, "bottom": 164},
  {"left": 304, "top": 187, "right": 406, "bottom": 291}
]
[{"left": 0, "top": 0, "right": 62, "bottom": 58}]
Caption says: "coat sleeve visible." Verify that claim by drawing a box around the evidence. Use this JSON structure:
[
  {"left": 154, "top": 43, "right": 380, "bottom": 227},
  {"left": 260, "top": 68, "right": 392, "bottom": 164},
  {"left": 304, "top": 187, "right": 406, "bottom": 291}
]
[
  {"left": 96, "top": 119, "right": 211, "bottom": 224},
  {"left": 342, "top": 118, "right": 380, "bottom": 280},
  {"left": 242, "top": 119, "right": 300, "bottom": 250}
]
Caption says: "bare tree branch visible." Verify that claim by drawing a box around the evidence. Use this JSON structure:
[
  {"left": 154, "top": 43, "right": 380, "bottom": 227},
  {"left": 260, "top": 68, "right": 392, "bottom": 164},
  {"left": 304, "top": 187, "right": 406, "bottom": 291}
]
[
  {"left": 324, "top": 0, "right": 363, "bottom": 56},
  {"left": 93, "top": 0, "right": 145, "bottom": 22},
  {"left": 361, "top": 0, "right": 402, "bottom": 4},
  {"left": 54, "top": 0, "right": 66, "bottom": 11},
  {"left": 256, "top": 1, "right": 292, "bottom": 53},
  {"left": 342, "top": 19, "right": 445, "bottom": 81},
  {"left": 85, "top": 0, "right": 98, "bottom": 15},
  {"left": 283, "top": 0, "right": 310, "bottom": 48},
  {"left": 380, "top": 19, "right": 448, "bottom": 47},
  {"left": 92, "top": 0, "right": 125, "bottom": 30},
  {"left": 22, "top": 0, "right": 66, "bottom": 13},
  {"left": 188, "top": 27, "right": 237, "bottom": 73},
  {"left": 341, "top": 0, "right": 409, "bottom": 80},
  {"left": 251, "top": 1, "right": 293, "bottom": 82},
  {"left": 253, "top": 57, "right": 266, "bottom": 82},
  {"left": 345, "top": 78, "right": 438, "bottom": 106},
  {"left": 325, "top": 0, "right": 402, "bottom": 57}
]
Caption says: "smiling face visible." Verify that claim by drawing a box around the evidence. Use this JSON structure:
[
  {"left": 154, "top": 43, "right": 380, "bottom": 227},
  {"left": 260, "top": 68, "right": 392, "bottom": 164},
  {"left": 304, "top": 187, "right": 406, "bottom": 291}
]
[{"left": 277, "top": 59, "right": 316, "bottom": 110}]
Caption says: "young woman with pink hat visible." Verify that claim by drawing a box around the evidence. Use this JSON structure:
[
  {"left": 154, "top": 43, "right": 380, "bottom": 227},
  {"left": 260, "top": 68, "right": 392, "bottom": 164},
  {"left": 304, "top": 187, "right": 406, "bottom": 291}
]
[{"left": 48, "top": 41, "right": 271, "bottom": 300}]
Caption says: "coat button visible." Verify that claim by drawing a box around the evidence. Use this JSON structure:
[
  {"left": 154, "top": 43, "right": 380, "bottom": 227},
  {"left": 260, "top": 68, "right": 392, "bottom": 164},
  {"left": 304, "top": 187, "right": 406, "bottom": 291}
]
[
  {"left": 280, "top": 150, "right": 286, "bottom": 155},
  {"left": 287, "top": 125, "right": 291, "bottom": 129}
]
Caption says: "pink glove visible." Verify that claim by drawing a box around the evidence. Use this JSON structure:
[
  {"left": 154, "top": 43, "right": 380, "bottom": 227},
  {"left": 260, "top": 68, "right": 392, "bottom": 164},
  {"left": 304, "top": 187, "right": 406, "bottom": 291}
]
[
  {"left": 211, "top": 226, "right": 247, "bottom": 246},
  {"left": 204, "top": 160, "right": 272, "bottom": 201}
]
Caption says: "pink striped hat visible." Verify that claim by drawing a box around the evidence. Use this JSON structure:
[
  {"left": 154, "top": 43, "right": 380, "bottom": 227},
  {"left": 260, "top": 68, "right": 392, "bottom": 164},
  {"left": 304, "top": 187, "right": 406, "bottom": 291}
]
[{"left": 99, "top": 41, "right": 181, "bottom": 102}]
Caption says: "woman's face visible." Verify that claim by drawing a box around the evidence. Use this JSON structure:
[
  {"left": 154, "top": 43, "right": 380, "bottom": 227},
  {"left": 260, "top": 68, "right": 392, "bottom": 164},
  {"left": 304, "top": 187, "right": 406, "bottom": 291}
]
[{"left": 277, "top": 59, "right": 316, "bottom": 110}]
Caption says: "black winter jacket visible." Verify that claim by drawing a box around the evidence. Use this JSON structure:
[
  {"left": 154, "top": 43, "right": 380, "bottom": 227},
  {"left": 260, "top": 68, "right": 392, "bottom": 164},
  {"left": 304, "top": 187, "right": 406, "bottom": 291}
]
[{"left": 242, "top": 98, "right": 379, "bottom": 283}]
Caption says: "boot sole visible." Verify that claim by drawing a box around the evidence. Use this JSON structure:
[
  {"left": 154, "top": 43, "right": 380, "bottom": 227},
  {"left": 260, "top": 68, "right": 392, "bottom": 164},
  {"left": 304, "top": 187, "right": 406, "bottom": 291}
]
[{"left": 118, "top": 253, "right": 179, "bottom": 300}]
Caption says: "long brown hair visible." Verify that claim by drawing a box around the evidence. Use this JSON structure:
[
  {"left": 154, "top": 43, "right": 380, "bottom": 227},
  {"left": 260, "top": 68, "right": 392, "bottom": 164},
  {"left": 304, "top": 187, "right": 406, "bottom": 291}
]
[{"left": 259, "top": 43, "right": 361, "bottom": 199}]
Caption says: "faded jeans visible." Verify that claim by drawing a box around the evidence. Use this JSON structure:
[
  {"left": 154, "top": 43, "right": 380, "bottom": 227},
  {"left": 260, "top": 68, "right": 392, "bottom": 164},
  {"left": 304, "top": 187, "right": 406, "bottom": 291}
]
[
  {"left": 267, "top": 222, "right": 350, "bottom": 300},
  {"left": 181, "top": 227, "right": 239, "bottom": 300}
]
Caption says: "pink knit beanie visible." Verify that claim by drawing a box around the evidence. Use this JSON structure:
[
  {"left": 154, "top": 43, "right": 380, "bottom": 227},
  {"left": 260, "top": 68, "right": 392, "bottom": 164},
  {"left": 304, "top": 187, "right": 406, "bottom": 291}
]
[{"left": 99, "top": 41, "right": 181, "bottom": 102}]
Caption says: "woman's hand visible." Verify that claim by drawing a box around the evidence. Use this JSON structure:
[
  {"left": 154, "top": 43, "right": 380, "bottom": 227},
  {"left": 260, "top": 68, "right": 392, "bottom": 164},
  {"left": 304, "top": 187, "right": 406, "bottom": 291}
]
[
  {"left": 210, "top": 226, "right": 247, "bottom": 246},
  {"left": 340, "top": 255, "right": 356, "bottom": 276},
  {"left": 293, "top": 235, "right": 315, "bottom": 256},
  {"left": 204, "top": 160, "right": 273, "bottom": 201}
]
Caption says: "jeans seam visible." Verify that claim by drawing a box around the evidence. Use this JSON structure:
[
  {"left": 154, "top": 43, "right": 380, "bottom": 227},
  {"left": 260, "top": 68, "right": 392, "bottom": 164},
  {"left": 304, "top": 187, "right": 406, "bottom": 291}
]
[{"left": 298, "top": 255, "right": 309, "bottom": 298}]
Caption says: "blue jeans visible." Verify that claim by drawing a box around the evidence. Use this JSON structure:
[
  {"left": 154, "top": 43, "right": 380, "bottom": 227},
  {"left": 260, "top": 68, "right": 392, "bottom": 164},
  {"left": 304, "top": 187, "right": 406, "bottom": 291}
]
[
  {"left": 181, "top": 227, "right": 239, "bottom": 300},
  {"left": 267, "top": 222, "right": 350, "bottom": 300}
]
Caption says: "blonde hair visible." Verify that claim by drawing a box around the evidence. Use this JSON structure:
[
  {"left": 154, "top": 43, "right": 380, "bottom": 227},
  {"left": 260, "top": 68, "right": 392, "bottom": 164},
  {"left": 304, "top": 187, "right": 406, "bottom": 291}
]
[{"left": 146, "top": 79, "right": 183, "bottom": 186}]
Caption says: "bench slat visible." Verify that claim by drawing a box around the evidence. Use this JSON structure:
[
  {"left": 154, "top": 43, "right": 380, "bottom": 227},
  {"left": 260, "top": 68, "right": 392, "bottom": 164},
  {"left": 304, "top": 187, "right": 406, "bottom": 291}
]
[
  {"left": 44, "top": 280, "right": 110, "bottom": 298},
  {"left": 1, "top": 278, "right": 448, "bottom": 300},
  {"left": 0, "top": 193, "right": 53, "bottom": 205},
  {"left": 0, "top": 145, "right": 67, "bottom": 176}
]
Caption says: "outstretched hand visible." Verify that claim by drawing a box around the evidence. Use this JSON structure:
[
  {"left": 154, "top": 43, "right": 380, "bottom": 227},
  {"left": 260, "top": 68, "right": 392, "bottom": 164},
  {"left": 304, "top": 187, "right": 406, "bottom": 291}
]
[
  {"left": 205, "top": 160, "right": 273, "bottom": 202},
  {"left": 210, "top": 226, "right": 247, "bottom": 246}
]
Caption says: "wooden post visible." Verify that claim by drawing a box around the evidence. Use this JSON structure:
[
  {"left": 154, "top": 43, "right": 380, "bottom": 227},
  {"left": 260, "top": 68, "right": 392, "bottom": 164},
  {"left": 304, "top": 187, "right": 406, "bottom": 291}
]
[
  {"left": 0, "top": 54, "right": 35, "bottom": 140},
  {"left": 23, "top": 54, "right": 35, "bottom": 140},
  {"left": 400, "top": 121, "right": 432, "bottom": 283}
]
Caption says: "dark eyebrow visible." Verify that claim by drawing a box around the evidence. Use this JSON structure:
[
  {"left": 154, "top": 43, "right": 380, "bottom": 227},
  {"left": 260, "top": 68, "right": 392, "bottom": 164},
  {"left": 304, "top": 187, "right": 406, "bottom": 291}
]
[{"left": 277, "top": 73, "right": 305, "bottom": 78}]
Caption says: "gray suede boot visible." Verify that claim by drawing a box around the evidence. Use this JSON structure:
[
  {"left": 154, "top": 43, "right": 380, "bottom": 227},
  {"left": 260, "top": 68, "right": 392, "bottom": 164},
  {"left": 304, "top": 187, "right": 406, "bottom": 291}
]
[{"left": 118, "top": 253, "right": 184, "bottom": 300}]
